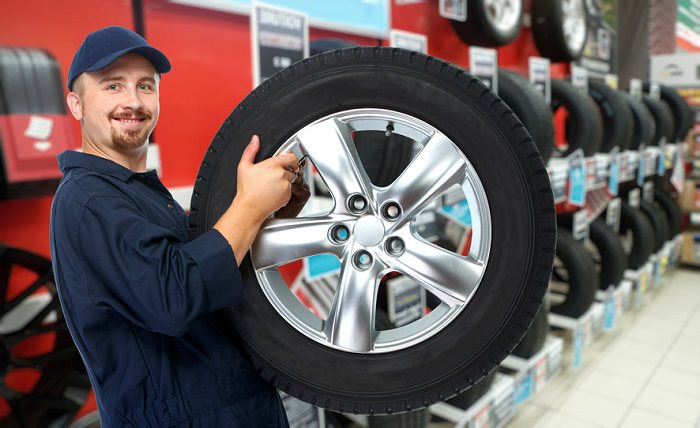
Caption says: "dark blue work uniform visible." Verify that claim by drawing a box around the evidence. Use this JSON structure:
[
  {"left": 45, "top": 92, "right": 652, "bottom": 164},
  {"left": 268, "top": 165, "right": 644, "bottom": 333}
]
[{"left": 50, "top": 151, "right": 289, "bottom": 427}]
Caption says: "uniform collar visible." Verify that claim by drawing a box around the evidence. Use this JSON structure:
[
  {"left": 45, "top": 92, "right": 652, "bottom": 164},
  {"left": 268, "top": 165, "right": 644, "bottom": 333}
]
[{"left": 58, "top": 150, "right": 144, "bottom": 182}]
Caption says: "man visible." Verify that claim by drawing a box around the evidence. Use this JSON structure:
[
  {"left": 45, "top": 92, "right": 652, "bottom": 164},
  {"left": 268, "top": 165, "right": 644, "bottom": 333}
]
[{"left": 50, "top": 26, "right": 305, "bottom": 426}]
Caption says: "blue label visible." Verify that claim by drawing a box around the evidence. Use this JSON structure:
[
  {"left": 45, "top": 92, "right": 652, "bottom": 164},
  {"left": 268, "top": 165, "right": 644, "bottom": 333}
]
[
  {"left": 608, "top": 157, "right": 619, "bottom": 196},
  {"left": 657, "top": 152, "right": 666, "bottom": 175},
  {"left": 573, "top": 327, "right": 583, "bottom": 369},
  {"left": 637, "top": 155, "right": 645, "bottom": 187},
  {"left": 604, "top": 299, "right": 615, "bottom": 331},
  {"left": 305, "top": 254, "right": 341, "bottom": 279},
  {"left": 654, "top": 260, "right": 661, "bottom": 288},
  {"left": 512, "top": 373, "right": 533, "bottom": 407},
  {"left": 569, "top": 166, "right": 586, "bottom": 206}
]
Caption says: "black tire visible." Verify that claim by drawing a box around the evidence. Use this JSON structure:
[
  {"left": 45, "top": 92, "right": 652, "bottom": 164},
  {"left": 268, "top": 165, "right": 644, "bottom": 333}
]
[
  {"left": 639, "top": 200, "right": 670, "bottom": 252},
  {"left": 498, "top": 68, "right": 555, "bottom": 162},
  {"left": 550, "top": 228, "right": 599, "bottom": 318},
  {"left": 550, "top": 78, "right": 604, "bottom": 156},
  {"left": 354, "top": 132, "right": 415, "bottom": 187},
  {"left": 512, "top": 300, "right": 549, "bottom": 358},
  {"left": 618, "top": 201, "right": 655, "bottom": 269},
  {"left": 653, "top": 189, "right": 682, "bottom": 238},
  {"left": 451, "top": 0, "right": 524, "bottom": 47},
  {"left": 310, "top": 38, "right": 360, "bottom": 56},
  {"left": 531, "top": 0, "right": 588, "bottom": 62},
  {"left": 642, "top": 96, "right": 674, "bottom": 146},
  {"left": 0, "top": 244, "right": 91, "bottom": 428},
  {"left": 588, "top": 217, "right": 628, "bottom": 289},
  {"left": 644, "top": 83, "right": 693, "bottom": 143},
  {"left": 0, "top": 47, "right": 65, "bottom": 114},
  {"left": 188, "top": 47, "right": 556, "bottom": 414},
  {"left": 587, "top": 80, "right": 634, "bottom": 152},
  {"left": 444, "top": 371, "right": 497, "bottom": 410},
  {"left": 620, "top": 92, "right": 653, "bottom": 150}
]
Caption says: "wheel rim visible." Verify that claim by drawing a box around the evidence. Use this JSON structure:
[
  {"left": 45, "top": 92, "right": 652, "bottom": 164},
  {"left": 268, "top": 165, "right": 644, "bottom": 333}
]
[
  {"left": 484, "top": 0, "right": 522, "bottom": 34},
  {"left": 561, "top": 0, "right": 587, "bottom": 54},
  {"left": 251, "top": 108, "right": 492, "bottom": 354}
]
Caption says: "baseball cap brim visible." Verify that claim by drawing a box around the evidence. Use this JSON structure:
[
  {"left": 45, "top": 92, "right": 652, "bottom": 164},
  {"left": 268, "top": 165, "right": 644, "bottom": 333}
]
[{"left": 84, "top": 45, "right": 171, "bottom": 75}]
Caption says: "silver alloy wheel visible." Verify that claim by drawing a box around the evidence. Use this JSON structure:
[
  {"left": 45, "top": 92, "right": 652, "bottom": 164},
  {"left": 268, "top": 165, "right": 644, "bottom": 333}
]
[
  {"left": 484, "top": 0, "right": 522, "bottom": 34},
  {"left": 562, "top": 0, "right": 587, "bottom": 54},
  {"left": 250, "top": 109, "right": 492, "bottom": 354}
]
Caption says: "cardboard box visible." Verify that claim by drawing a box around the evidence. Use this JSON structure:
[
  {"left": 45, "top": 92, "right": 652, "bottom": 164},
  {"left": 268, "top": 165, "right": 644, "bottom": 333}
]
[
  {"left": 681, "top": 231, "right": 700, "bottom": 265},
  {"left": 680, "top": 180, "right": 700, "bottom": 212}
]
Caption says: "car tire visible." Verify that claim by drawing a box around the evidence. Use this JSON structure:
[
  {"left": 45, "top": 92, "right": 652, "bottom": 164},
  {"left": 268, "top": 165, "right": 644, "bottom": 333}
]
[
  {"left": 653, "top": 189, "right": 682, "bottom": 238},
  {"left": 550, "top": 78, "right": 604, "bottom": 156},
  {"left": 620, "top": 92, "right": 653, "bottom": 150},
  {"left": 587, "top": 80, "right": 634, "bottom": 152},
  {"left": 639, "top": 200, "right": 670, "bottom": 252},
  {"left": 531, "top": 0, "right": 588, "bottom": 62},
  {"left": 498, "top": 68, "right": 555, "bottom": 162},
  {"left": 642, "top": 96, "right": 674, "bottom": 146},
  {"left": 550, "top": 227, "right": 599, "bottom": 318},
  {"left": 188, "top": 47, "right": 556, "bottom": 414},
  {"left": 451, "top": 0, "right": 524, "bottom": 47},
  {"left": 618, "top": 200, "right": 655, "bottom": 269}
]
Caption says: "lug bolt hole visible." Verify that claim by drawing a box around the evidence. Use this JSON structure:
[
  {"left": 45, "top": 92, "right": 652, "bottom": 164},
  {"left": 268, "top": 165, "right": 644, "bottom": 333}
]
[
  {"left": 381, "top": 201, "right": 402, "bottom": 221},
  {"left": 348, "top": 194, "right": 368, "bottom": 214},
  {"left": 330, "top": 224, "right": 350, "bottom": 243},
  {"left": 385, "top": 237, "right": 405, "bottom": 256},
  {"left": 353, "top": 250, "right": 373, "bottom": 270}
]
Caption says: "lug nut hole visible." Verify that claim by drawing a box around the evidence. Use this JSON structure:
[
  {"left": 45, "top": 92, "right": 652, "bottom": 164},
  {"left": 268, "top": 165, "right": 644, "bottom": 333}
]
[
  {"left": 348, "top": 194, "right": 368, "bottom": 214},
  {"left": 381, "top": 201, "right": 402, "bottom": 221},
  {"left": 330, "top": 224, "right": 350, "bottom": 243},
  {"left": 353, "top": 250, "right": 373, "bottom": 270},
  {"left": 385, "top": 237, "right": 405, "bottom": 256}
]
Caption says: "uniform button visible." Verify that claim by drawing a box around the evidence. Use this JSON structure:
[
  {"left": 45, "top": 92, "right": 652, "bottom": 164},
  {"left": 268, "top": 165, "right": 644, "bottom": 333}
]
[{"left": 167, "top": 202, "right": 174, "bottom": 209}]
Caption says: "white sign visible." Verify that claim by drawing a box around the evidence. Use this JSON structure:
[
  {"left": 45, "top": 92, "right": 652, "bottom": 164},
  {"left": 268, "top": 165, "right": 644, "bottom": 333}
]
[
  {"left": 389, "top": 29, "right": 428, "bottom": 53},
  {"left": 571, "top": 64, "right": 588, "bottom": 93},
  {"left": 470, "top": 46, "right": 498, "bottom": 94},
  {"left": 629, "top": 78, "right": 642, "bottom": 99},
  {"left": 439, "top": 0, "right": 467, "bottom": 21},
  {"left": 529, "top": 57, "right": 551, "bottom": 104}
]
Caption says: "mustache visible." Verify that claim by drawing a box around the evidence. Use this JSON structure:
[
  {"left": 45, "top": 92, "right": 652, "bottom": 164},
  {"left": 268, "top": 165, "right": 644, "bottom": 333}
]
[{"left": 110, "top": 108, "right": 152, "bottom": 120}]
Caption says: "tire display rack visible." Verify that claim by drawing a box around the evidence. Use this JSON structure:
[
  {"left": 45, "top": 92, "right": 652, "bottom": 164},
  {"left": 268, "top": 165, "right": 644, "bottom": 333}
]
[{"left": 416, "top": 142, "right": 687, "bottom": 428}]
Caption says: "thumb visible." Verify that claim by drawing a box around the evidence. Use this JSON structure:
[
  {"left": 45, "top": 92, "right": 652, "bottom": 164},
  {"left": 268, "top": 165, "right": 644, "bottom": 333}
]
[{"left": 240, "top": 135, "right": 260, "bottom": 167}]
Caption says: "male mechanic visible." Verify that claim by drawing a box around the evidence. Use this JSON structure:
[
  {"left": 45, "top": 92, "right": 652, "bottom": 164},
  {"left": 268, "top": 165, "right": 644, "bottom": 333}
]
[{"left": 50, "top": 26, "right": 306, "bottom": 426}]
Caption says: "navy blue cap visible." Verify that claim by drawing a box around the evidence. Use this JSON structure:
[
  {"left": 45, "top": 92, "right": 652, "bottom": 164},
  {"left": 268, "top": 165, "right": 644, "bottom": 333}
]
[{"left": 67, "top": 26, "right": 171, "bottom": 91}]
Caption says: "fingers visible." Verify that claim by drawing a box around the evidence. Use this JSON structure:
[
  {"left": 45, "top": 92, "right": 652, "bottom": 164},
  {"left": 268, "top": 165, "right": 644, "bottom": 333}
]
[{"left": 240, "top": 135, "right": 260, "bottom": 167}]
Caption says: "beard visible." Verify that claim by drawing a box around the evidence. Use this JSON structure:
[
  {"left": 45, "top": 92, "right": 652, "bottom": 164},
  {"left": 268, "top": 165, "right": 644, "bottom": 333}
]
[{"left": 109, "top": 108, "right": 155, "bottom": 150}]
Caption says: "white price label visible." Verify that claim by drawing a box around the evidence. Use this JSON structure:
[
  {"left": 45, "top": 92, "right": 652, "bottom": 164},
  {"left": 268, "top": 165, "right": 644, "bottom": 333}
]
[
  {"left": 643, "top": 181, "right": 654, "bottom": 203},
  {"left": 470, "top": 46, "right": 498, "bottom": 94},
  {"left": 606, "top": 197, "right": 621, "bottom": 233},
  {"left": 529, "top": 57, "right": 551, "bottom": 104},
  {"left": 628, "top": 188, "right": 641, "bottom": 208},
  {"left": 389, "top": 29, "right": 428, "bottom": 53},
  {"left": 439, "top": 0, "right": 467, "bottom": 21},
  {"left": 570, "top": 65, "right": 588, "bottom": 93},
  {"left": 629, "top": 78, "right": 642, "bottom": 99},
  {"left": 604, "top": 73, "right": 618, "bottom": 90},
  {"left": 573, "top": 209, "right": 589, "bottom": 242}
]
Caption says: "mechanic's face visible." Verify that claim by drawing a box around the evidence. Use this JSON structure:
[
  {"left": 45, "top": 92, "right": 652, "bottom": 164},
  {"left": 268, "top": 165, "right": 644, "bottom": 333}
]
[{"left": 69, "top": 53, "right": 160, "bottom": 154}]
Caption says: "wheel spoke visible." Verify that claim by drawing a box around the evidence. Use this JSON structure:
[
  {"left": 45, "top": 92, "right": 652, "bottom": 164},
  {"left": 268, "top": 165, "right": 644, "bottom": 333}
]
[
  {"left": 252, "top": 215, "right": 355, "bottom": 270},
  {"left": 379, "top": 132, "right": 467, "bottom": 232},
  {"left": 295, "top": 118, "right": 374, "bottom": 213},
  {"left": 377, "top": 228, "right": 484, "bottom": 307},
  {"left": 323, "top": 245, "right": 384, "bottom": 352}
]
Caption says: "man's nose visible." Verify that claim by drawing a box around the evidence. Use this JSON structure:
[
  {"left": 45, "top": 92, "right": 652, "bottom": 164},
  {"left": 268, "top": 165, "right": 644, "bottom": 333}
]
[{"left": 121, "top": 85, "right": 144, "bottom": 110}]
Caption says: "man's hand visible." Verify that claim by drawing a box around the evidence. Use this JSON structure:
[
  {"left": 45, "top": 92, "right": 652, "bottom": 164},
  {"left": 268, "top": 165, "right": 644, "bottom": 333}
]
[
  {"left": 276, "top": 166, "right": 311, "bottom": 218},
  {"left": 213, "top": 135, "right": 301, "bottom": 265}
]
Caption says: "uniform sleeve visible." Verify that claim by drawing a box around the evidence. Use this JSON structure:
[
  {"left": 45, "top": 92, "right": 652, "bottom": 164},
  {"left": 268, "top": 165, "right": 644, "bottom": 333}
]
[{"left": 77, "top": 195, "right": 244, "bottom": 337}]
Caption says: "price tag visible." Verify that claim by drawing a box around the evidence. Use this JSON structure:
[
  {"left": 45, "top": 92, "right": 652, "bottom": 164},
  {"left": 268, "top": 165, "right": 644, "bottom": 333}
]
[
  {"left": 386, "top": 276, "right": 426, "bottom": 327},
  {"left": 567, "top": 149, "right": 587, "bottom": 206},
  {"left": 251, "top": 4, "right": 308, "bottom": 87},
  {"left": 608, "top": 147, "right": 620, "bottom": 195},
  {"left": 657, "top": 148, "right": 666, "bottom": 175},
  {"left": 439, "top": 0, "right": 467, "bottom": 21},
  {"left": 470, "top": 46, "right": 498, "bottom": 94},
  {"left": 615, "top": 285, "right": 624, "bottom": 316},
  {"left": 573, "top": 209, "right": 589, "bottom": 242},
  {"left": 603, "top": 286, "right": 616, "bottom": 331},
  {"left": 671, "top": 149, "right": 685, "bottom": 192},
  {"left": 529, "top": 57, "right": 551, "bottom": 104},
  {"left": 629, "top": 78, "right": 642, "bottom": 99},
  {"left": 533, "top": 356, "right": 548, "bottom": 392},
  {"left": 649, "top": 82, "right": 661, "bottom": 100},
  {"left": 604, "top": 73, "right": 618, "bottom": 90},
  {"left": 389, "top": 29, "right": 428, "bottom": 53},
  {"left": 643, "top": 181, "right": 654, "bottom": 203},
  {"left": 628, "top": 188, "right": 641, "bottom": 208},
  {"left": 637, "top": 147, "right": 646, "bottom": 187},
  {"left": 606, "top": 197, "right": 621, "bottom": 233},
  {"left": 573, "top": 324, "right": 584, "bottom": 369},
  {"left": 570, "top": 64, "right": 588, "bottom": 93},
  {"left": 512, "top": 372, "right": 533, "bottom": 407},
  {"left": 473, "top": 401, "right": 491, "bottom": 428}
]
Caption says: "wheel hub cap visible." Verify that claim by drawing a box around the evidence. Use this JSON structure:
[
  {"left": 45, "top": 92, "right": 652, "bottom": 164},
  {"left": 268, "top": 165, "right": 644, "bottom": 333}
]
[{"left": 354, "top": 216, "right": 384, "bottom": 247}]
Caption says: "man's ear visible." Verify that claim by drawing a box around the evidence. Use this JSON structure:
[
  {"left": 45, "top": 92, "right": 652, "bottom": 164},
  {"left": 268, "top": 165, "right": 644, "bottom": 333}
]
[{"left": 66, "top": 92, "right": 83, "bottom": 120}]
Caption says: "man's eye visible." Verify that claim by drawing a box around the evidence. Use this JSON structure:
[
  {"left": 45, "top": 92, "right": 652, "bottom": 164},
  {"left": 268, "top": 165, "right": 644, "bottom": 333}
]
[
  {"left": 108, "top": 84, "right": 118, "bottom": 90},
  {"left": 139, "top": 84, "right": 153, "bottom": 91}
]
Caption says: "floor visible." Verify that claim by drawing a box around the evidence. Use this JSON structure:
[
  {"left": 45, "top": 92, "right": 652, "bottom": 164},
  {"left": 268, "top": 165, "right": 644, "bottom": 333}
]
[{"left": 502, "top": 266, "right": 700, "bottom": 428}]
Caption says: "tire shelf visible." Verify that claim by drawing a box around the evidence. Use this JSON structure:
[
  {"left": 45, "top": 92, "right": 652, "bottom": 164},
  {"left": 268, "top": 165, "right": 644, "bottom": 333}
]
[{"left": 429, "top": 336, "right": 564, "bottom": 428}]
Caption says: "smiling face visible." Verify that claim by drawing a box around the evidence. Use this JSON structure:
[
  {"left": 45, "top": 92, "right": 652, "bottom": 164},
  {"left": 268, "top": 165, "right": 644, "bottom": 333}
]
[{"left": 67, "top": 53, "right": 160, "bottom": 166}]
